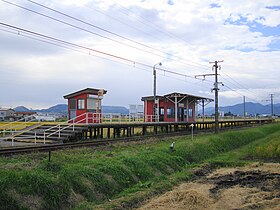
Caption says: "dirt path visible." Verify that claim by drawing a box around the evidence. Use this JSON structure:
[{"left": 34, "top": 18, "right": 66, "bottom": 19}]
[{"left": 138, "top": 163, "right": 280, "bottom": 210}]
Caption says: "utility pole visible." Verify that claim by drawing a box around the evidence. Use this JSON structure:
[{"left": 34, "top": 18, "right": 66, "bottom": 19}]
[
  {"left": 243, "top": 96, "right": 246, "bottom": 119},
  {"left": 211, "top": 61, "right": 222, "bottom": 133},
  {"left": 270, "top": 94, "right": 274, "bottom": 117},
  {"left": 195, "top": 60, "right": 223, "bottom": 133},
  {"left": 153, "top": 62, "right": 162, "bottom": 122}
]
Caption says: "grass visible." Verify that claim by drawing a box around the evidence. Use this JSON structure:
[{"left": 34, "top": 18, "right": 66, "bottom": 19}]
[{"left": 0, "top": 123, "right": 279, "bottom": 209}]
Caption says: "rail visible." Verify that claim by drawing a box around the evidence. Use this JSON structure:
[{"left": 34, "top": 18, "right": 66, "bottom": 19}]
[
  {"left": 0, "top": 114, "right": 38, "bottom": 136},
  {"left": 0, "top": 118, "right": 274, "bottom": 154},
  {"left": 0, "top": 112, "right": 274, "bottom": 147},
  {"left": 0, "top": 130, "right": 40, "bottom": 147},
  {"left": 144, "top": 115, "right": 159, "bottom": 122},
  {"left": 102, "top": 113, "right": 144, "bottom": 123}
]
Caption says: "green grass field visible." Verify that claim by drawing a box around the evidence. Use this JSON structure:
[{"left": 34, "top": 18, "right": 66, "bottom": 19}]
[{"left": 0, "top": 123, "right": 279, "bottom": 209}]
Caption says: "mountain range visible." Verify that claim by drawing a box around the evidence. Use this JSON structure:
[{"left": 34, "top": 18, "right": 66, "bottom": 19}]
[
  {"left": 201, "top": 102, "right": 280, "bottom": 116},
  {"left": 13, "top": 102, "right": 280, "bottom": 116},
  {"left": 14, "top": 104, "right": 129, "bottom": 115}
]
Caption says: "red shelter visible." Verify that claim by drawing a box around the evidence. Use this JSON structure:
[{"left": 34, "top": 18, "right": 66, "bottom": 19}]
[
  {"left": 141, "top": 92, "right": 213, "bottom": 122},
  {"left": 63, "top": 88, "right": 107, "bottom": 123}
]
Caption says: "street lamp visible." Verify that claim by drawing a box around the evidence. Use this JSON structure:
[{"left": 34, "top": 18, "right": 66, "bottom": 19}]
[{"left": 153, "top": 62, "right": 162, "bottom": 122}]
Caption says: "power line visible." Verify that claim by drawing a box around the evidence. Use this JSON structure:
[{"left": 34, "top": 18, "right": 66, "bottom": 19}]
[
  {"left": 222, "top": 84, "right": 263, "bottom": 104},
  {"left": 220, "top": 72, "right": 260, "bottom": 98},
  {"left": 1, "top": 0, "right": 168, "bottom": 60},
  {"left": 19, "top": 0, "right": 210, "bottom": 71},
  {"left": 0, "top": 22, "right": 208, "bottom": 84},
  {"left": 110, "top": 0, "right": 197, "bottom": 48}
]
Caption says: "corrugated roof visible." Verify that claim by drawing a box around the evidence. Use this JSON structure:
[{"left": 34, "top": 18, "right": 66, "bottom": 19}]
[
  {"left": 141, "top": 92, "right": 213, "bottom": 101},
  {"left": 63, "top": 88, "right": 107, "bottom": 99}
]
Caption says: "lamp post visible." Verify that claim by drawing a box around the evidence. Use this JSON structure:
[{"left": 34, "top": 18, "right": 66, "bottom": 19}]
[{"left": 153, "top": 62, "right": 162, "bottom": 122}]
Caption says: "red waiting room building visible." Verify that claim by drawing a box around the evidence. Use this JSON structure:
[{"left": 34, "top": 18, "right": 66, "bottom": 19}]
[
  {"left": 63, "top": 88, "right": 107, "bottom": 123},
  {"left": 141, "top": 92, "right": 213, "bottom": 122}
]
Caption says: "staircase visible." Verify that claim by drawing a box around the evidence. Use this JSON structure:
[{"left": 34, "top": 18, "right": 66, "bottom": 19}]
[
  {"left": 0, "top": 113, "right": 92, "bottom": 145},
  {"left": 0, "top": 123, "right": 88, "bottom": 145}
]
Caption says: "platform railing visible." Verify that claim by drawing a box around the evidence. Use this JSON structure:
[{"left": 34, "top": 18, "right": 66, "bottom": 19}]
[
  {"left": 101, "top": 113, "right": 144, "bottom": 123},
  {"left": 43, "top": 112, "right": 93, "bottom": 143},
  {"left": 0, "top": 115, "right": 38, "bottom": 137},
  {"left": 144, "top": 115, "right": 159, "bottom": 122}
]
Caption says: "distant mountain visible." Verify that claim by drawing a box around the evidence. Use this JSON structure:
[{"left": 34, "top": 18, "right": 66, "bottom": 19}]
[
  {"left": 13, "top": 104, "right": 129, "bottom": 115},
  {"left": 102, "top": 106, "right": 129, "bottom": 114},
  {"left": 38, "top": 104, "right": 68, "bottom": 114},
  {"left": 14, "top": 102, "right": 279, "bottom": 116},
  {"left": 202, "top": 102, "right": 280, "bottom": 116},
  {"left": 14, "top": 106, "right": 31, "bottom": 112}
]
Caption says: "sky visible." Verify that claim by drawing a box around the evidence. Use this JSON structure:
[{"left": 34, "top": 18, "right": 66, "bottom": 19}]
[{"left": 0, "top": 0, "right": 279, "bottom": 109}]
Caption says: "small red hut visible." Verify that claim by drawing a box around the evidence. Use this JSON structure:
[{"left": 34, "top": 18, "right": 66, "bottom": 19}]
[
  {"left": 141, "top": 92, "right": 213, "bottom": 122},
  {"left": 63, "top": 88, "right": 107, "bottom": 123}
]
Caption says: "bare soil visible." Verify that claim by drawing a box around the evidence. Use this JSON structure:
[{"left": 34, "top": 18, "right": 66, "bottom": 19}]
[{"left": 138, "top": 163, "right": 280, "bottom": 210}]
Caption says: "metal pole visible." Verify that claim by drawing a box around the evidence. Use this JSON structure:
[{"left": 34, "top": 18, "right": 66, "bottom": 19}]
[
  {"left": 270, "top": 94, "right": 274, "bottom": 117},
  {"left": 202, "top": 100, "right": 205, "bottom": 122},
  {"left": 191, "top": 124, "right": 194, "bottom": 140},
  {"left": 243, "top": 96, "right": 246, "bottom": 119},
  {"left": 153, "top": 65, "right": 156, "bottom": 122},
  {"left": 153, "top": 62, "right": 162, "bottom": 122},
  {"left": 58, "top": 124, "right": 61, "bottom": 138},
  {"left": 12, "top": 131, "right": 14, "bottom": 147},
  {"left": 174, "top": 95, "right": 178, "bottom": 122},
  {"left": 214, "top": 61, "right": 219, "bottom": 133}
]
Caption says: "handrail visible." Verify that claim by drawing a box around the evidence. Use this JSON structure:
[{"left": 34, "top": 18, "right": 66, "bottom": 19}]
[
  {"left": 43, "top": 112, "right": 98, "bottom": 143},
  {"left": 0, "top": 114, "right": 38, "bottom": 136},
  {"left": 0, "top": 130, "right": 37, "bottom": 147},
  {"left": 0, "top": 114, "right": 37, "bottom": 129},
  {"left": 144, "top": 115, "right": 159, "bottom": 122}
]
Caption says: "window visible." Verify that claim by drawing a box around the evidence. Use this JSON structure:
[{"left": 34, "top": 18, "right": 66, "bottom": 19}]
[
  {"left": 69, "top": 99, "right": 76, "bottom": 109},
  {"left": 87, "top": 98, "right": 97, "bottom": 110},
  {"left": 167, "top": 107, "right": 174, "bottom": 118},
  {"left": 188, "top": 108, "right": 193, "bottom": 117},
  {"left": 77, "top": 99, "right": 85, "bottom": 110},
  {"left": 159, "top": 107, "right": 164, "bottom": 115}
]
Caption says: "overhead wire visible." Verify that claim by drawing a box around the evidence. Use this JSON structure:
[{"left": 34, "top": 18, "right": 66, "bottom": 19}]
[
  {"left": 220, "top": 71, "right": 260, "bottom": 98},
  {"left": 221, "top": 84, "right": 264, "bottom": 104},
  {"left": 0, "top": 22, "right": 211, "bottom": 86},
  {"left": 20, "top": 0, "right": 210, "bottom": 71},
  {"left": 110, "top": 0, "right": 197, "bottom": 49},
  {"left": 1, "top": 1, "right": 278, "bottom": 107},
  {"left": 1, "top": 0, "right": 170, "bottom": 60}
]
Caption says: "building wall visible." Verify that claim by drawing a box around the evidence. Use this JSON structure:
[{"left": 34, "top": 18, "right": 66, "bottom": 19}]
[
  {"left": 67, "top": 93, "right": 101, "bottom": 123},
  {"left": 143, "top": 98, "right": 196, "bottom": 123},
  {"left": 0, "top": 109, "right": 15, "bottom": 121}
]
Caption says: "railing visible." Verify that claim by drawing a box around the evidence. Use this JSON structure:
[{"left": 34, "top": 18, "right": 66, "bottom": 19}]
[
  {"left": 0, "top": 115, "right": 38, "bottom": 137},
  {"left": 43, "top": 112, "right": 90, "bottom": 143},
  {"left": 102, "top": 113, "right": 144, "bottom": 123},
  {"left": 144, "top": 115, "right": 159, "bottom": 122},
  {"left": 0, "top": 130, "right": 38, "bottom": 147}
]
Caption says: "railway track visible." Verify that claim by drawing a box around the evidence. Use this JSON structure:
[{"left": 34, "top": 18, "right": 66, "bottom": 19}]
[
  {"left": 0, "top": 120, "right": 274, "bottom": 156},
  {"left": 0, "top": 131, "right": 189, "bottom": 155}
]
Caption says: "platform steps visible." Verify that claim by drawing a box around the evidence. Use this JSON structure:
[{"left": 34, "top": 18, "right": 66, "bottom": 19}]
[{"left": 5, "top": 124, "right": 88, "bottom": 144}]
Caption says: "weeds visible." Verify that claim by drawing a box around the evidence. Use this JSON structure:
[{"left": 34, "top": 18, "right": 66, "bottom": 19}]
[{"left": 0, "top": 124, "right": 279, "bottom": 209}]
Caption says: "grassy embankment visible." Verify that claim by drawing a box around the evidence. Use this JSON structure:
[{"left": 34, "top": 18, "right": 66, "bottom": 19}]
[{"left": 0, "top": 123, "right": 279, "bottom": 209}]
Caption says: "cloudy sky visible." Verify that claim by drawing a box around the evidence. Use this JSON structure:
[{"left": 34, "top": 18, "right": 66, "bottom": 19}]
[{"left": 0, "top": 0, "right": 279, "bottom": 109}]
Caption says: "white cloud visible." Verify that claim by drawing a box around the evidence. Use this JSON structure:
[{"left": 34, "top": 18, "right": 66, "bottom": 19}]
[{"left": 0, "top": 0, "right": 280, "bottom": 109}]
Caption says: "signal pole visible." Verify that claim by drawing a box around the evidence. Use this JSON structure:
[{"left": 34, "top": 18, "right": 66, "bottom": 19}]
[{"left": 196, "top": 60, "right": 223, "bottom": 133}]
